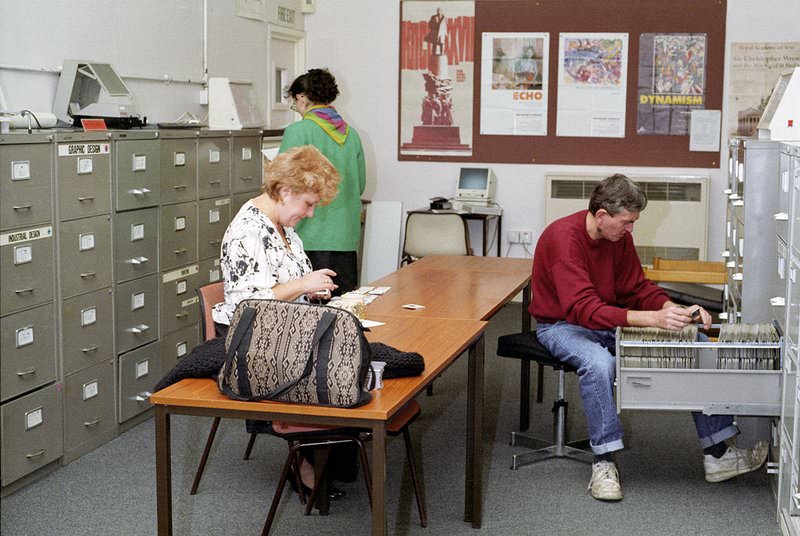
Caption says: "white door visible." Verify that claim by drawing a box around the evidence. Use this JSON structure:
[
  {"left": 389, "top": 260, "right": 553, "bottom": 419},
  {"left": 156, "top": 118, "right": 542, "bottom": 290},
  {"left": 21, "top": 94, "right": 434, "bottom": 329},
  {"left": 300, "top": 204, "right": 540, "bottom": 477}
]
[{"left": 267, "top": 24, "right": 305, "bottom": 129}]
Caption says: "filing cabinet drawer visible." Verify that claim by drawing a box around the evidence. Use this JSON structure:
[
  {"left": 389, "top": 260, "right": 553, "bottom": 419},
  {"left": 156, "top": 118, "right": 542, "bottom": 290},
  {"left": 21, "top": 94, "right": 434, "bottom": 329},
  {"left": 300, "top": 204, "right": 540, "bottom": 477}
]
[
  {"left": 118, "top": 341, "right": 161, "bottom": 422},
  {"left": 231, "top": 191, "right": 255, "bottom": 219},
  {"left": 114, "top": 135, "right": 160, "bottom": 211},
  {"left": 1, "top": 303, "right": 56, "bottom": 402},
  {"left": 161, "top": 324, "right": 199, "bottom": 376},
  {"left": 198, "top": 134, "right": 230, "bottom": 199},
  {"left": 0, "top": 225, "right": 54, "bottom": 315},
  {"left": 64, "top": 359, "right": 116, "bottom": 453},
  {"left": 1, "top": 382, "right": 63, "bottom": 486},
  {"left": 199, "top": 257, "right": 223, "bottom": 286},
  {"left": 159, "top": 135, "right": 198, "bottom": 204},
  {"left": 55, "top": 137, "right": 111, "bottom": 220},
  {"left": 231, "top": 134, "right": 262, "bottom": 193},
  {"left": 784, "top": 350, "right": 798, "bottom": 449},
  {"left": 198, "top": 197, "right": 230, "bottom": 260},
  {"left": 113, "top": 207, "right": 158, "bottom": 282},
  {"left": 160, "top": 265, "right": 201, "bottom": 336},
  {"left": 0, "top": 137, "right": 53, "bottom": 231},
  {"left": 617, "top": 368, "right": 781, "bottom": 413},
  {"left": 58, "top": 214, "right": 113, "bottom": 298},
  {"left": 115, "top": 275, "right": 159, "bottom": 354},
  {"left": 160, "top": 201, "right": 198, "bottom": 271},
  {"left": 61, "top": 288, "right": 114, "bottom": 375}
]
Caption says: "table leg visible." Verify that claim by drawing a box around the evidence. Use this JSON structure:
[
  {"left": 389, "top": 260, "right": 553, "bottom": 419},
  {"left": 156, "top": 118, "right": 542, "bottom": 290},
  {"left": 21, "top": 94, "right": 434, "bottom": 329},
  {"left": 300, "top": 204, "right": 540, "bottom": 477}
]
[
  {"left": 465, "top": 333, "right": 485, "bottom": 528},
  {"left": 482, "top": 218, "right": 489, "bottom": 256},
  {"left": 155, "top": 406, "right": 172, "bottom": 536},
  {"left": 496, "top": 215, "right": 502, "bottom": 257},
  {"left": 371, "top": 422, "right": 387, "bottom": 536}
]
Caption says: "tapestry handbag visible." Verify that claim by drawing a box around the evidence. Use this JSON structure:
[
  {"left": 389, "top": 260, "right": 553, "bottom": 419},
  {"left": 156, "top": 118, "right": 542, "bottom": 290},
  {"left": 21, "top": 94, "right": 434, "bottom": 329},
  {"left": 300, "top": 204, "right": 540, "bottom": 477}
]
[{"left": 218, "top": 299, "right": 372, "bottom": 408}]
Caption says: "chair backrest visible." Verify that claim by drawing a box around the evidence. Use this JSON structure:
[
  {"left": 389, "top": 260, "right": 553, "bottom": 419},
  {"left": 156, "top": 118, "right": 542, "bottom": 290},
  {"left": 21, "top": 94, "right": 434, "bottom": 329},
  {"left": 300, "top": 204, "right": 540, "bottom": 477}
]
[
  {"left": 197, "top": 281, "right": 224, "bottom": 341},
  {"left": 402, "top": 212, "right": 472, "bottom": 263}
]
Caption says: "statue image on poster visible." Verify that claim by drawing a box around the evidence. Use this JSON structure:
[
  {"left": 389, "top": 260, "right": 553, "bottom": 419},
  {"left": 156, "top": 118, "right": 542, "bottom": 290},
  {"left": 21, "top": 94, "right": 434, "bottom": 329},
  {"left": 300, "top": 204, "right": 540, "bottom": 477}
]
[
  {"left": 400, "top": 1, "right": 475, "bottom": 156},
  {"left": 637, "top": 33, "right": 707, "bottom": 135}
]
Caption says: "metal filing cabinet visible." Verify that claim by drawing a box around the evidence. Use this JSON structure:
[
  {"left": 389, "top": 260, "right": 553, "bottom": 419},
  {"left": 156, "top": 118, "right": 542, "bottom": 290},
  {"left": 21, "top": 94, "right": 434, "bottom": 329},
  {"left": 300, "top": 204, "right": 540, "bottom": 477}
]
[
  {"left": 232, "top": 130, "right": 263, "bottom": 194},
  {"left": 0, "top": 224, "right": 55, "bottom": 316},
  {"left": 198, "top": 257, "right": 223, "bottom": 287},
  {"left": 113, "top": 207, "right": 159, "bottom": 283},
  {"left": 112, "top": 130, "right": 161, "bottom": 211},
  {"left": 58, "top": 214, "right": 113, "bottom": 299},
  {"left": 0, "top": 383, "right": 63, "bottom": 486},
  {"left": 54, "top": 132, "right": 112, "bottom": 221},
  {"left": 1, "top": 133, "right": 54, "bottom": 231},
  {"left": 118, "top": 341, "right": 161, "bottom": 422},
  {"left": 0, "top": 302, "right": 56, "bottom": 402},
  {"left": 159, "top": 130, "right": 198, "bottom": 205},
  {"left": 60, "top": 288, "right": 114, "bottom": 376},
  {"left": 198, "top": 196, "right": 231, "bottom": 260},
  {"left": 198, "top": 131, "right": 231, "bottom": 199},
  {"left": 115, "top": 274, "right": 159, "bottom": 355},
  {"left": 160, "top": 325, "right": 199, "bottom": 376},
  {"left": 160, "top": 264, "right": 201, "bottom": 336},
  {"left": 63, "top": 359, "right": 116, "bottom": 463},
  {"left": 160, "top": 201, "right": 198, "bottom": 271}
]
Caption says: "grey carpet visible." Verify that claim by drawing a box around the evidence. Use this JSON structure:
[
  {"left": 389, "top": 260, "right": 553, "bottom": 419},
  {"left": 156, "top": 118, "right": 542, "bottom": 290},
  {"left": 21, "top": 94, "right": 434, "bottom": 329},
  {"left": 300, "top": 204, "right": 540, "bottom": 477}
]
[{"left": 0, "top": 304, "right": 779, "bottom": 535}]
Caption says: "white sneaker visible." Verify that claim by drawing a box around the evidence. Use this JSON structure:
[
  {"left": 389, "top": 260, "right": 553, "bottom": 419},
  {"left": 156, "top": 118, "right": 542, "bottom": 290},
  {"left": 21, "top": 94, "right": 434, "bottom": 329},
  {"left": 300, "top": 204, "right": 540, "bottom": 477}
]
[
  {"left": 588, "top": 460, "right": 623, "bottom": 501},
  {"left": 704, "top": 440, "right": 769, "bottom": 483}
]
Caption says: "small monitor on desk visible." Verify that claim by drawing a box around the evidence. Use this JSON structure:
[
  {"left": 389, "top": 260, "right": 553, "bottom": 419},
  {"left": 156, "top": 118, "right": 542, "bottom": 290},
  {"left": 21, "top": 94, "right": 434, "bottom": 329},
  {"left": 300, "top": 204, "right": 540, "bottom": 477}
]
[{"left": 456, "top": 167, "right": 496, "bottom": 206}]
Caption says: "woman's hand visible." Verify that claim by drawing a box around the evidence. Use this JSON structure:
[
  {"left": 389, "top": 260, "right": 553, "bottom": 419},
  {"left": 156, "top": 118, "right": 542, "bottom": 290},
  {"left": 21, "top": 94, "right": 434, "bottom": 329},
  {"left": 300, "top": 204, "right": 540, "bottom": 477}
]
[{"left": 303, "top": 268, "right": 338, "bottom": 297}]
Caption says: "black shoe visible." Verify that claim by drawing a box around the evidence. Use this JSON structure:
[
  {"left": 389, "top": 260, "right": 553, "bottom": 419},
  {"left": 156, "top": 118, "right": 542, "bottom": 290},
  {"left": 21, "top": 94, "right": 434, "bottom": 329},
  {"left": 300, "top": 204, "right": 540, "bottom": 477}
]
[{"left": 328, "top": 487, "right": 346, "bottom": 501}]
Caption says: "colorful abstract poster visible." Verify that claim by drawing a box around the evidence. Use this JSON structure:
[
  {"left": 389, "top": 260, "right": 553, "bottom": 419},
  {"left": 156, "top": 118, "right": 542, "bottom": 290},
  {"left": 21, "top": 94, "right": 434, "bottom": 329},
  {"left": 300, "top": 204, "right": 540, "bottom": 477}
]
[
  {"left": 480, "top": 32, "right": 549, "bottom": 136},
  {"left": 556, "top": 33, "right": 628, "bottom": 138},
  {"left": 399, "top": 1, "right": 475, "bottom": 156},
  {"left": 637, "top": 33, "right": 707, "bottom": 136},
  {"left": 728, "top": 42, "right": 800, "bottom": 137}
]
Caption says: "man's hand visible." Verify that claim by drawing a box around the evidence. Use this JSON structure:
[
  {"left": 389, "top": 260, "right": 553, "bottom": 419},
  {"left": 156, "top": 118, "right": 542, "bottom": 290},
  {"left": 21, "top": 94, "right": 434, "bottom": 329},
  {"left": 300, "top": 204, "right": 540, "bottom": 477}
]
[{"left": 627, "top": 303, "right": 711, "bottom": 330}]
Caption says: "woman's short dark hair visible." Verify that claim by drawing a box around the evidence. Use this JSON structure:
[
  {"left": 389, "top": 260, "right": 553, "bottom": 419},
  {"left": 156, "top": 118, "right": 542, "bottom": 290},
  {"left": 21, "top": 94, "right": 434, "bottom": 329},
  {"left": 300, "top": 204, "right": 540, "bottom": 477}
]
[
  {"left": 288, "top": 68, "right": 339, "bottom": 105},
  {"left": 588, "top": 173, "right": 647, "bottom": 215}
]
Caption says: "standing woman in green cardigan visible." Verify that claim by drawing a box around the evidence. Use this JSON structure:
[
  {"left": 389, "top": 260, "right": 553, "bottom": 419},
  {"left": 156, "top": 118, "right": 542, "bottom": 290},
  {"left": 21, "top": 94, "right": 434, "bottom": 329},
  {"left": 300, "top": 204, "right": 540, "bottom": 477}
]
[{"left": 281, "top": 68, "right": 366, "bottom": 295}]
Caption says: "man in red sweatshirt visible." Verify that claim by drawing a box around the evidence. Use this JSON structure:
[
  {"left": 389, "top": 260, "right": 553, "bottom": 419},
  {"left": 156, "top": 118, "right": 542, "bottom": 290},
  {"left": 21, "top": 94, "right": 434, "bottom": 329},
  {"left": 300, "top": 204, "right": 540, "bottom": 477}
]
[{"left": 532, "top": 174, "right": 767, "bottom": 501}]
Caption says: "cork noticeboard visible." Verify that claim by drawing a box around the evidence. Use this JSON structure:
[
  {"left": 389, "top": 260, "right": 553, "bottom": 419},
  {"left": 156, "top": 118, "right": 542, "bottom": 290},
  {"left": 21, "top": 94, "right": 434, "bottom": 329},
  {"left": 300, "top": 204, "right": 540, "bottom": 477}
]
[{"left": 398, "top": 0, "right": 726, "bottom": 168}]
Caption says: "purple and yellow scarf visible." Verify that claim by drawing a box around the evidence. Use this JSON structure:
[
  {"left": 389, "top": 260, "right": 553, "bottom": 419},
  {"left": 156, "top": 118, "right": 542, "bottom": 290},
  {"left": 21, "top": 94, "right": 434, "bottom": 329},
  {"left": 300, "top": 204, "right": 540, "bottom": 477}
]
[{"left": 304, "top": 105, "right": 350, "bottom": 146}]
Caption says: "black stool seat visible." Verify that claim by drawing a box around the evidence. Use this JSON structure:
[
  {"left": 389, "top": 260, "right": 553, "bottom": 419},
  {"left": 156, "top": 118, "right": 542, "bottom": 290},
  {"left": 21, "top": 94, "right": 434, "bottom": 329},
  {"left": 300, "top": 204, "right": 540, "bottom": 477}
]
[
  {"left": 496, "top": 330, "right": 592, "bottom": 469},
  {"left": 496, "top": 331, "right": 576, "bottom": 372}
]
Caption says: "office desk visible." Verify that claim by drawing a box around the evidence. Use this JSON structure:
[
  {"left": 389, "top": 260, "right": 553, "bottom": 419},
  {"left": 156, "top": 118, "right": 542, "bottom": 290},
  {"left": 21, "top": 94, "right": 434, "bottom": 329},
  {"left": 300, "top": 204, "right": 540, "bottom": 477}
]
[
  {"left": 151, "top": 315, "right": 487, "bottom": 536},
  {"left": 408, "top": 209, "right": 502, "bottom": 257}
]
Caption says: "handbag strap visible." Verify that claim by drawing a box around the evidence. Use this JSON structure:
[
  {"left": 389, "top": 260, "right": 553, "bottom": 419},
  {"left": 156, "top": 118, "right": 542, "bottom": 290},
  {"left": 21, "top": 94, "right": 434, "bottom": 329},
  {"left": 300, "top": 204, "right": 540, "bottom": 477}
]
[
  {"left": 264, "top": 310, "right": 336, "bottom": 401},
  {"left": 226, "top": 306, "right": 257, "bottom": 398}
]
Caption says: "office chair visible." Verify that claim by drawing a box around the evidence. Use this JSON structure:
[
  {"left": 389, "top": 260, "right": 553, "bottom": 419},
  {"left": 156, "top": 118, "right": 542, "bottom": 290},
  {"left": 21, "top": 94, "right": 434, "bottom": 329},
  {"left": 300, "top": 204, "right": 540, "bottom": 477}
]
[
  {"left": 401, "top": 212, "right": 472, "bottom": 265},
  {"left": 189, "top": 283, "right": 427, "bottom": 531}
]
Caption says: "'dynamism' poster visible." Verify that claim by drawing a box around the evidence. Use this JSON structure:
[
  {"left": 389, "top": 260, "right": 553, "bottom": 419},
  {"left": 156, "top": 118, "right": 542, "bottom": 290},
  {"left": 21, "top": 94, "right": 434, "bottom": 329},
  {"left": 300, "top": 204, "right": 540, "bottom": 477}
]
[
  {"left": 637, "top": 33, "right": 707, "bottom": 136},
  {"left": 399, "top": 1, "right": 475, "bottom": 156},
  {"left": 480, "top": 32, "right": 550, "bottom": 136},
  {"left": 556, "top": 33, "right": 628, "bottom": 138}
]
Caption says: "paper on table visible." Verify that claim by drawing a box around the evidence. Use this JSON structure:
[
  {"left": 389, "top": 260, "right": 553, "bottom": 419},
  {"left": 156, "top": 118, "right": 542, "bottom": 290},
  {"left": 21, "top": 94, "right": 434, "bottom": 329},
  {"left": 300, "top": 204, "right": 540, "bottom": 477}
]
[{"left": 361, "top": 319, "right": 385, "bottom": 328}]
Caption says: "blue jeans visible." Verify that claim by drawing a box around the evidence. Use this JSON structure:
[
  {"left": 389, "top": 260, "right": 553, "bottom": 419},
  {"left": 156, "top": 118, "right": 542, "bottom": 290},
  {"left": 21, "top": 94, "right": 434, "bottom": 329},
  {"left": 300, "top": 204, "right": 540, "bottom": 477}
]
[{"left": 536, "top": 321, "right": 738, "bottom": 455}]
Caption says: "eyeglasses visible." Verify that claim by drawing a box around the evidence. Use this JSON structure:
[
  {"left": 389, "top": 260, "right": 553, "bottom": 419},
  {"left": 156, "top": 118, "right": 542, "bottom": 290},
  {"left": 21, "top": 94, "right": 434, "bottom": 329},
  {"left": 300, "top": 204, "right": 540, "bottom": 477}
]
[{"left": 290, "top": 102, "right": 297, "bottom": 112}]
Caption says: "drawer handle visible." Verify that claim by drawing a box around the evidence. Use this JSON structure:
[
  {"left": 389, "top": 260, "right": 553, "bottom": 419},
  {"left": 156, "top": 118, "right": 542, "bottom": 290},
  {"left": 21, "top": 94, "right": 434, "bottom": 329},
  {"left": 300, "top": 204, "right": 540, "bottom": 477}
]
[
  {"left": 26, "top": 449, "right": 46, "bottom": 459},
  {"left": 240, "top": 176, "right": 254, "bottom": 181},
  {"left": 775, "top": 212, "right": 789, "bottom": 221},
  {"left": 176, "top": 311, "right": 189, "bottom": 319},
  {"left": 732, "top": 273, "right": 743, "bottom": 281},
  {"left": 16, "top": 368, "right": 36, "bottom": 377},
  {"left": 15, "top": 287, "right": 34, "bottom": 294},
  {"left": 208, "top": 240, "right": 220, "bottom": 246},
  {"left": 173, "top": 248, "right": 187, "bottom": 255},
  {"left": 127, "top": 256, "right": 149, "bottom": 265},
  {"left": 127, "top": 324, "right": 150, "bottom": 334},
  {"left": 78, "top": 196, "right": 95, "bottom": 202},
  {"left": 627, "top": 376, "right": 652, "bottom": 387},
  {"left": 83, "top": 418, "right": 101, "bottom": 428},
  {"left": 81, "top": 345, "right": 98, "bottom": 353},
  {"left": 208, "top": 180, "right": 222, "bottom": 185},
  {"left": 128, "top": 188, "right": 152, "bottom": 196},
  {"left": 12, "top": 204, "right": 32, "bottom": 210},
  {"left": 173, "top": 184, "right": 187, "bottom": 190},
  {"left": 133, "top": 391, "right": 153, "bottom": 402},
  {"left": 771, "top": 297, "right": 786, "bottom": 307},
  {"left": 80, "top": 272, "right": 96, "bottom": 279}
]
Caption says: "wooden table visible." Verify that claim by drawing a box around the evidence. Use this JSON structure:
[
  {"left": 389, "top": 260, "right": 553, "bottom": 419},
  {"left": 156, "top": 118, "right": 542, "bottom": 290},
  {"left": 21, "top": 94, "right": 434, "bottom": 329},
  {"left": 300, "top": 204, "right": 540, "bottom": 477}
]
[{"left": 151, "top": 315, "right": 487, "bottom": 536}]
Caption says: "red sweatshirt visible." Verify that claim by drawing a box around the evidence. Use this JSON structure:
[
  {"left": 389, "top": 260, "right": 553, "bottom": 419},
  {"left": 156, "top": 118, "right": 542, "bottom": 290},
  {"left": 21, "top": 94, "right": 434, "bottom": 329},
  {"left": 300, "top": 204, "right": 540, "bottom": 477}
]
[{"left": 529, "top": 210, "right": 669, "bottom": 329}]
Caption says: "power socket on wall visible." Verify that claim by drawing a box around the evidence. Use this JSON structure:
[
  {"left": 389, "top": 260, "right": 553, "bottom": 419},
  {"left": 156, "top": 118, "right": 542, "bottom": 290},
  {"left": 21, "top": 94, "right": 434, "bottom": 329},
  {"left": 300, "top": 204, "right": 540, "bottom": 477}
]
[{"left": 507, "top": 230, "right": 532, "bottom": 244}]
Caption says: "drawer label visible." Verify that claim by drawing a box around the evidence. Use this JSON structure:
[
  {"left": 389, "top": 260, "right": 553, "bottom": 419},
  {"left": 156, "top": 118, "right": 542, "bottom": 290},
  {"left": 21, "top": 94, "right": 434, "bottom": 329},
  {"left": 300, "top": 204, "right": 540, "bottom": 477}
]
[
  {"left": 132, "top": 154, "right": 147, "bottom": 172},
  {"left": 81, "top": 306, "right": 97, "bottom": 327},
  {"left": 58, "top": 143, "right": 110, "bottom": 156},
  {"left": 83, "top": 380, "right": 99, "bottom": 400},
  {"left": 16, "top": 325, "right": 34, "bottom": 348},
  {"left": 174, "top": 152, "right": 186, "bottom": 166},
  {"left": 163, "top": 264, "right": 199, "bottom": 283},
  {"left": 242, "top": 147, "right": 252, "bottom": 161},
  {"left": 1, "top": 225, "right": 53, "bottom": 246},
  {"left": 135, "top": 359, "right": 149, "bottom": 379},
  {"left": 181, "top": 296, "right": 199, "bottom": 308},
  {"left": 176, "top": 341, "right": 188, "bottom": 357},
  {"left": 11, "top": 161, "right": 30, "bottom": 180},
  {"left": 130, "top": 223, "right": 145, "bottom": 242},
  {"left": 25, "top": 407, "right": 43, "bottom": 430},
  {"left": 131, "top": 292, "right": 145, "bottom": 311},
  {"left": 14, "top": 244, "right": 32, "bottom": 265}
]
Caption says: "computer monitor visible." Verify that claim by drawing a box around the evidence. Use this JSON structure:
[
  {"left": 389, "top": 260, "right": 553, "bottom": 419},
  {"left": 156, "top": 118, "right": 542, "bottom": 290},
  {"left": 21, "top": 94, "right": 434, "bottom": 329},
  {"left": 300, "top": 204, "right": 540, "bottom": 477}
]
[{"left": 456, "top": 167, "right": 496, "bottom": 205}]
